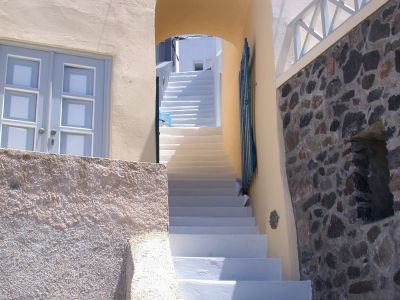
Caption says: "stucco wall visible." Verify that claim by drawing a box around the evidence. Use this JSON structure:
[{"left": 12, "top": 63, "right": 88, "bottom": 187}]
[
  {"left": 0, "top": 0, "right": 157, "bottom": 162},
  {"left": 244, "top": 0, "right": 300, "bottom": 280},
  {"left": 155, "top": 0, "right": 300, "bottom": 279},
  {"left": 0, "top": 150, "right": 178, "bottom": 299}
]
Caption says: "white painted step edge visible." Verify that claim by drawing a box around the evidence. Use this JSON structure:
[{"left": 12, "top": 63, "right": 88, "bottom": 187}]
[
  {"left": 173, "top": 257, "right": 282, "bottom": 281},
  {"left": 178, "top": 280, "right": 312, "bottom": 300},
  {"left": 169, "top": 226, "right": 259, "bottom": 234},
  {"left": 169, "top": 234, "right": 267, "bottom": 258},
  {"left": 169, "top": 217, "right": 256, "bottom": 227}
]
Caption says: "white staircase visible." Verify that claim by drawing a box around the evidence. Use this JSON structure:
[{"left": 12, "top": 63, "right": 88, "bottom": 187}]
[
  {"left": 160, "top": 70, "right": 216, "bottom": 127},
  {"left": 160, "top": 70, "right": 311, "bottom": 299}
]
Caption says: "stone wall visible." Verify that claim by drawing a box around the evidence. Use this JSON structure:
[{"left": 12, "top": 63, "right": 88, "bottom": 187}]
[
  {"left": 278, "top": 1, "right": 400, "bottom": 298},
  {"left": 0, "top": 150, "right": 179, "bottom": 299}
]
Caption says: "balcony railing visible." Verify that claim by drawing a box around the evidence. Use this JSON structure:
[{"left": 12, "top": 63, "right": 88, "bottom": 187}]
[{"left": 277, "top": 0, "right": 372, "bottom": 76}]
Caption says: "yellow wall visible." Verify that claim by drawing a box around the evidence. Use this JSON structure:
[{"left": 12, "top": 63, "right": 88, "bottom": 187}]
[
  {"left": 244, "top": 0, "right": 300, "bottom": 280},
  {"left": 156, "top": 0, "right": 300, "bottom": 279},
  {"left": 0, "top": 0, "right": 157, "bottom": 162},
  {"left": 156, "top": 0, "right": 251, "bottom": 177},
  {"left": 220, "top": 41, "right": 242, "bottom": 176},
  {"left": 155, "top": 0, "right": 251, "bottom": 46}
]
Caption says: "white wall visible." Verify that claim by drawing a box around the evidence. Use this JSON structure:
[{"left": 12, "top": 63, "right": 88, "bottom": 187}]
[{"left": 177, "top": 36, "right": 220, "bottom": 72}]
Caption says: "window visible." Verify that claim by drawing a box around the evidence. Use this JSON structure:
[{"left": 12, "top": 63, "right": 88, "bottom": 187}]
[
  {"left": 0, "top": 42, "right": 111, "bottom": 157},
  {"left": 351, "top": 121, "right": 394, "bottom": 222},
  {"left": 194, "top": 61, "right": 204, "bottom": 71}
]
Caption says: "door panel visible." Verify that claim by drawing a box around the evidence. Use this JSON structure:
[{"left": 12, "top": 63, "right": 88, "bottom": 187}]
[
  {"left": 51, "top": 54, "right": 105, "bottom": 157},
  {"left": 0, "top": 46, "right": 50, "bottom": 152}
]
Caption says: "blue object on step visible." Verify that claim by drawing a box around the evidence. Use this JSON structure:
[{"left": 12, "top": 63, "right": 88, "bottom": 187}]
[{"left": 160, "top": 112, "right": 172, "bottom": 127}]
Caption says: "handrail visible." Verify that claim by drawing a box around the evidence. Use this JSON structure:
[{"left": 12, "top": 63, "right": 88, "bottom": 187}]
[{"left": 277, "top": 0, "right": 372, "bottom": 75}]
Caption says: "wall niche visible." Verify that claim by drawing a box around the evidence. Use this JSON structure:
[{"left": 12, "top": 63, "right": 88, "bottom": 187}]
[{"left": 351, "top": 121, "right": 394, "bottom": 222}]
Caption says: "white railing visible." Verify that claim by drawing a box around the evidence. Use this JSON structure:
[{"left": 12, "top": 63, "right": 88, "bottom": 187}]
[{"left": 276, "top": 0, "right": 372, "bottom": 75}]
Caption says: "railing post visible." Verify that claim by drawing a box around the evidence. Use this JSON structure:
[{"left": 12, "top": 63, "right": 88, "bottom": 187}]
[
  {"left": 320, "top": 0, "right": 330, "bottom": 38},
  {"left": 276, "top": 24, "right": 294, "bottom": 76},
  {"left": 293, "top": 24, "right": 302, "bottom": 61}
]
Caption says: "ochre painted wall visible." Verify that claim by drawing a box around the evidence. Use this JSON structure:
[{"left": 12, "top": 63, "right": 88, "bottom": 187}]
[
  {"left": 244, "top": 0, "right": 300, "bottom": 280},
  {"left": 221, "top": 41, "right": 242, "bottom": 176},
  {"left": 0, "top": 0, "right": 157, "bottom": 162},
  {"left": 155, "top": 0, "right": 251, "bottom": 46},
  {"left": 155, "top": 0, "right": 251, "bottom": 177},
  {"left": 155, "top": 0, "right": 300, "bottom": 279}
]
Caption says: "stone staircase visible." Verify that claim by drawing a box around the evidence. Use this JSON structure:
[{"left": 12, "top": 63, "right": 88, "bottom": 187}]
[{"left": 160, "top": 70, "right": 311, "bottom": 299}]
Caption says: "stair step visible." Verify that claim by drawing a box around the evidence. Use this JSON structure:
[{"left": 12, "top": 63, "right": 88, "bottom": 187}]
[
  {"left": 167, "top": 112, "right": 215, "bottom": 118},
  {"left": 160, "top": 143, "right": 224, "bottom": 151},
  {"left": 171, "top": 123, "right": 215, "bottom": 128},
  {"left": 169, "top": 187, "right": 237, "bottom": 196},
  {"left": 169, "top": 234, "right": 267, "bottom": 258},
  {"left": 167, "top": 174, "right": 236, "bottom": 181},
  {"left": 169, "top": 195, "right": 244, "bottom": 207},
  {"left": 170, "top": 217, "right": 256, "bottom": 227},
  {"left": 170, "top": 226, "right": 258, "bottom": 234},
  {"left": 169, "top": 180, "right": 235, "bottom": 189},
  {"left": 161, "top": 148, "right": 225, "bottom": 156},
  {"left": 169, "top": 207, "right": 252, "bottom": 217},
  {"left": 178, "top": 280, "right": 312, "bottom": 300},
  {"left": 160, "top": 127, "right": 222, "bottom": 135},
  {"left": 171, "top": 117, "right": 216, "bottom": 123},
  {"left": 167, "top": 83, "right": 214, "bottom": 89},
  {"left": 173, "top": 257, "right": 282, "bottom": 281},
  {"left": 166, "top": 166, "right": 233, "bottom": 175},
  {"left": 161, "top": 100, "right": 214, "bottom": 107}
]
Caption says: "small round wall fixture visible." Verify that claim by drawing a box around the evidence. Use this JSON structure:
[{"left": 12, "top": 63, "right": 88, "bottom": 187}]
[{"left": 269, "top": 210, "right": 280, "bottom": 229}]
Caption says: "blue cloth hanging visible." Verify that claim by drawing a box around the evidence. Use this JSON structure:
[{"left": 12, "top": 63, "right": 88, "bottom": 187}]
[{"left": 239, "top": 38, "right": 257, "bottom": 193}]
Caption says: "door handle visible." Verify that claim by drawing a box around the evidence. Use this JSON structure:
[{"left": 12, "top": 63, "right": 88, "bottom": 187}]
[
  {"left": 50, "top": 130, "right": 57, "bottom": 136},
  {"left": 38, "top": 128, "right": 46, "bottom": 134}
]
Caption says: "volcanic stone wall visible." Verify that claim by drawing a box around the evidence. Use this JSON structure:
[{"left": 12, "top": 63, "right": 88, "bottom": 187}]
[{"left": 278, "top": 0, "right": 400, "bottom": 298}]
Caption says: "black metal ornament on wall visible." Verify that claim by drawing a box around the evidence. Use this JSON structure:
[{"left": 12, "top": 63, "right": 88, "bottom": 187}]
[{"left": 269, "top": 210, "right": 280, "bottom": 229}]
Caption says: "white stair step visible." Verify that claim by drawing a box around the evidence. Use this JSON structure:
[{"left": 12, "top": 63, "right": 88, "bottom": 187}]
[
  {"left": 160, "top": 143, "right": 224, "bottom": 151},
  {"left": 169, "top": 234, "right": 267, "bottom": 258},
  {"left": 160, "top": 135, "right": 223, "bottom": 144},
  {"left": 169, "top": 188, "right": 237, "bottom": 197},
  {"left": 178, "top": 280, "right": 312, "bottom": 300},
  {"left": 160, "top": 160, "right": 233, "bottom": 170},
  {"left": 173, "top": 257, "right": 282, "bottom": 281},
  {"left": 171, "top": 123, "right": 215, "bottom": 128},
  {"left": 169, "top": 217, "right": 256, "bottom": 227},
  {"left": 160, "top": 127, "right": 222, "bottom": 135},
  {"left": 168, "top": 77, "right": 214, "bottom": 83},
  {"left": 170, "top": 226, "right": 258, "bottom": 234},
  {"left": 160, "top": 142, "right": 228, "bottom": 151},
  {"left": 167, "top": 174, "right": 236, "bottom": 181},
  {"left": 160, "top": 108, "right": 215, "bottom": 114},
  {"left": 169, "top": 207, "right": 252, "bottom": 217},
  {"left": 161, "top": 100, "right": 213, "bottom": 106},
  {"left": 169, "top": 180, "right": 235, "bottom": 189},
  {"left": 170, "top": 70, "right": 213, "bottom": 75},
  {"left": 162, "top": 155, "right": 228, "bottom": 163},
  {"left": 161, "top": 149, "right": 225, "bottom": 156},
  {"left": 166, "top": 166, "right": 233, "bottom": 175},
  {"left": 167, "top": 82, "right": 214, "bottom": 88},
  {"left": 167, "top": 112, "right": 215, "bottom": 118},
  {"left": 164, "top": 90, "right": 214, "bottom": 96},
  {"left": 169, "top": 196, "right": 244, "bottom": 207},
  {"left": 171, "top": 117, "right": 216, "bottom": 123}
]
